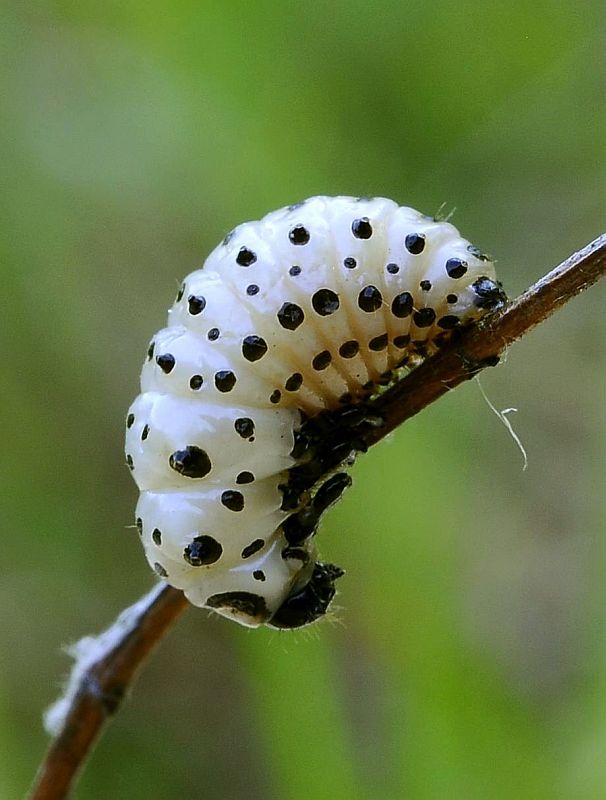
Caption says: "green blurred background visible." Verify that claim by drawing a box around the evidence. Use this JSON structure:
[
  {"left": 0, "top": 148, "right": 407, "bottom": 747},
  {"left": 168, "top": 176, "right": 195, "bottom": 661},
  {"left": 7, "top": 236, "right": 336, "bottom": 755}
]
[{"left": 2, "top": 2, "right": 605, "bottom": 798}]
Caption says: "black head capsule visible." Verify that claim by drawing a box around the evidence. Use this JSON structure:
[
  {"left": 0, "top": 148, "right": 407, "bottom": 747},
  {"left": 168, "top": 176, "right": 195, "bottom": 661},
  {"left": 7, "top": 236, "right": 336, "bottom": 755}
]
[{"left": 471, "top": 277, "right": 508, "bottom": 310}]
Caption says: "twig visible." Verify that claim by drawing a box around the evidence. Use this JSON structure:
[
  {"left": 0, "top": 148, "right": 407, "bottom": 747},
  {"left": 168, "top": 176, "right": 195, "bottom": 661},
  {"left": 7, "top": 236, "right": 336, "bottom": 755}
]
[
  {"left": 30, "top": 585, "right": 189, "bottom": 799},
  {"left": 29, "top": 233, "right": 606, "bottom": 800}
]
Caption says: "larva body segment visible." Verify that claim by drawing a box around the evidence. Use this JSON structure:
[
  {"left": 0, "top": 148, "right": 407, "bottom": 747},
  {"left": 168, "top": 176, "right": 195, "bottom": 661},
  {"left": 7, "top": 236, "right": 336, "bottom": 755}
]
[{"left": 125, "top": 196, "right": 506, "bottom": 628}]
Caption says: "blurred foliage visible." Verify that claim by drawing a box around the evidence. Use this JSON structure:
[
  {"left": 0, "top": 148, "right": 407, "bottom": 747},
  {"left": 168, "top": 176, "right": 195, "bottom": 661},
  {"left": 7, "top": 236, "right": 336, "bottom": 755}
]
[{"left": 1, "top": 2, "right": 605, "bottom": 798}]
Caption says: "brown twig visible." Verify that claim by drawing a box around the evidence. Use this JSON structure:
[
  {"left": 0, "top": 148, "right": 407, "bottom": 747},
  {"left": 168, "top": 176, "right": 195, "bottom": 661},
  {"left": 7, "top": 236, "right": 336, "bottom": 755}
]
[
  {"left": 30, "top": 585, "right": 189, "bottom": 799},
  {"left": 29, "top": 232, "right": 606, "bottom": 800}
]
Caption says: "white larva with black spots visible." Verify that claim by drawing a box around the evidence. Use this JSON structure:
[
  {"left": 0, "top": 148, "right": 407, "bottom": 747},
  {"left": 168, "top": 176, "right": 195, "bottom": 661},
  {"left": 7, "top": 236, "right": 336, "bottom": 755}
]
[{"left": 125, "top": 195, "right": 506, "bottom": 629}]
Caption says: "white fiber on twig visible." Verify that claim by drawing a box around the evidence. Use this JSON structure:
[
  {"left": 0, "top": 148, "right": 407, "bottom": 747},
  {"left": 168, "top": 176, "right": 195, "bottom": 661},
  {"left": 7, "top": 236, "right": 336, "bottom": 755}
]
[
  {"left": 476, "top": 377, "right": 528, "bottom": 471},
  {"left": 43, "top": 583, "right": 164, "bottom": 736}
]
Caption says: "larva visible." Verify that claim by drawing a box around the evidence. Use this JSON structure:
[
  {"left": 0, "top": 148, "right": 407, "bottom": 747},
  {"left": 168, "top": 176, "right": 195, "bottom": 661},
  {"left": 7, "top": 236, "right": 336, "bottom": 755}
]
[{"left": 125, "top": 196, "right": 506, "bottom": 628}]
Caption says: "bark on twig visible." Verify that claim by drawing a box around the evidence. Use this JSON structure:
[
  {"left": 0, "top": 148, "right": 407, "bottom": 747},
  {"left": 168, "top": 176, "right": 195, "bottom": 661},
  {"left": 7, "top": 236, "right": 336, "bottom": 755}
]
[{"left": 29, "top": 232, "right": 606, "bottom": 800}]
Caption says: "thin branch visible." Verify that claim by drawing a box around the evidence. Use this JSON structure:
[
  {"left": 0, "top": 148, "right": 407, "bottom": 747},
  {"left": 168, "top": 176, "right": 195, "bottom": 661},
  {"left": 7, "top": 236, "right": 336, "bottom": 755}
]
[
  {"left": 30, "top": 585, "right": 189, "bottom": 800},
  {"left": 29, "top": 232, "right": 606, "bottom": 800}
]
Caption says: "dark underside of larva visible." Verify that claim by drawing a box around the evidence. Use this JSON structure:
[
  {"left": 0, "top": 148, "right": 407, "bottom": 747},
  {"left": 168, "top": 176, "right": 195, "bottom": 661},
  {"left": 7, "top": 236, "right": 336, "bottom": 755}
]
[{"left": 127, "top": 196, "right": 507, "bottom": 629}]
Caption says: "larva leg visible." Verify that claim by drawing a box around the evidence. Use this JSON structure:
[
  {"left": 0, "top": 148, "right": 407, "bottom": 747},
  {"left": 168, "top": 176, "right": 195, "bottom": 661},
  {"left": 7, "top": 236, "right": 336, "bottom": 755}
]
[{"left": 281, "top": 473, "right": 353, "bottom": 546}]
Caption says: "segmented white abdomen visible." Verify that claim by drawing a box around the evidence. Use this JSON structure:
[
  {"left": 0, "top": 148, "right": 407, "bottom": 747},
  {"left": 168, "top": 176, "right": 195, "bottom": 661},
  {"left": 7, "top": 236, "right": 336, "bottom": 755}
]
[{"left": 125, "top": 196, "right": 505, "bottom": 628}]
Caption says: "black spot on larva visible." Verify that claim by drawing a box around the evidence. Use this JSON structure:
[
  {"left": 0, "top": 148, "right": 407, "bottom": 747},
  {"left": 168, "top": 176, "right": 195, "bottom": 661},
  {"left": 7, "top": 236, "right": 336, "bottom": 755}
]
[
  {"left": 206, "top": 591, "right": 269, "bottom": 620},
  {"left": 147, "top": 341, "right": 155, "bottom": 360},
  {"left": 236, "top": 247, "right": 256, "bottom": 267},
  {"left": 141, "top": 424, "right": 149, "bottom": 441},
  {"left": 236, "top": 471, "right": 255, "bottom": 484},
  {"left": 153, "top": 562, "right": 168, "bottom": 578},
  {"left": 420, "top": 280, "right": 432, "bottom": 291},
  {"left": 189, "top": 374, "right": 203, "bottom": 390},
  {"left": 312, "top": 350, "right": 332, "bottom": 371},
  {"left": 234, "top": 417, "right": 255, "bottom": 439},
  {"left": 391, "top": 292, "right": 413, "bottom": 318},
  {"left": 289, "top": 225, "right": 310, "bottom": 245},
  {"left": 352, "top": 217, "right": 373, "bottom": 239},
  {"left": 445, "top": 258, "right": 468, "bottom": 279},
  {"left": 169, "top": 446, "right": 212, "bottom": 478},
  {"left": 405, "top": 233, "right": 426, "bottom": 254},
  {"left": 386, "top": 262, "right": 399, "bottom": 274},
  {"left": 369, "top": 333, "right": 388, "bottom": 351},
  {"left": 343, "top": 257, "right": 357, "bottom": 269},
  {"left": 472, "top": 277, "right": 507, "bottom": 310},
  {"left": 312, "top": 288, "right": 340, "bottom": 316},
  {"left": 289, "top": 265, "right": 301, "bottom": 276},
  {"left": 152, "top": 528, "right": 162, "bottom": 545},
  {"left": 393, "top": 334, "right": 410, "bottom": 348},
  {"left": 156, "top": 353, "right": 175, "bottom": 374},
  {"left": 176, "top": 284, "right": 185, "bottom": 302},
  {"left": 207, "top": 327, "right": 220, "bottom": 341},
  {"left": 437, "top": 315, "right": 461, "bottom": 330},
  {"left": 184, "top": 535, "right": 223, "bottom": 567},
  {"left": 339, "top": 340, "right": 359, "bottom": 358},
  {"left": 187, "top": 294, "right": 206, "bottom": 315},
  {"left": 126, "top": 454, "right": 134, "bottom": 470},
  {"left": 246, "top": 284, "right": 259, "bottom": 296},
  {"left": 270, "top": 389, "right": 281, "bottom": 404},
  {"left": 242, "top": 335, "right": 268, "bottom": 362},
  {"left": 467, "top": 244, "right": 491, "bottom": 262},
  {"left": 221, "top": 489, "right": 244, "bottom": 511},
  {"left": 253, "top": 570, "right": 266, "bottom": 582},
  {"left": 136, "top": 517, "right": 143, "bottom": 536},
  {"left": 277, "top": 302, "right": 305, "bottom": 330},
  {"left": 358, "top": 285, "right": 382, "bottom": 312},
  {"left": 215, "top": 371, "right": 237, "bottom": 392},
  {"left": 126, "top": 413, "right": 135, "bottom": 428},
  {"left": 447, "top": 293, "right": 458, "bottom": 304},
  {"left": 413, "top": 308, "right": 436, "bottom": 328},
  {"left": 285, "top": 372, "right": 303, "bottom": 392},
  {"left": 242, "top": 539, "right": 265, "bottom": 559}
]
